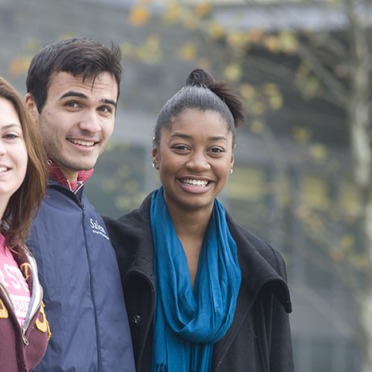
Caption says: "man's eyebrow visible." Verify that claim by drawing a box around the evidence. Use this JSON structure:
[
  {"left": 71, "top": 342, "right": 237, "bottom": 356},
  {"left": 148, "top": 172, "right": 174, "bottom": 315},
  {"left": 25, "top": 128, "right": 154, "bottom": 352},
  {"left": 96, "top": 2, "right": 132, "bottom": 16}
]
[
  {"left": 60, "top": 91, "right": 117, "bottom": 108},
  {"left": 102, "top": 98, "right": 117, "bottom": 108},
  {"left": 60, "top": 91, "right": 87, "bottom": 100}
]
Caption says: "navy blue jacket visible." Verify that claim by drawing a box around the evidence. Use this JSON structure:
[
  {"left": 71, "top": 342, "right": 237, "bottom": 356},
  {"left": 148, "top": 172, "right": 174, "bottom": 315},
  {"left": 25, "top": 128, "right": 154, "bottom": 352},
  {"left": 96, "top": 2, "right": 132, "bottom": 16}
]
[
  {"left": 27, "top": 181, "right": 135, "bottom": 372},
  {"left": 105, "top": 192, "right": 295, "bottom": 372}
]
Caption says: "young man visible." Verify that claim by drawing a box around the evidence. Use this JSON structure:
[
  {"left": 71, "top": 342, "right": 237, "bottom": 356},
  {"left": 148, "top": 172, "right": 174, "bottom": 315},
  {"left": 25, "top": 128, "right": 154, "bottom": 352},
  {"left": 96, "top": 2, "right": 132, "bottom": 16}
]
[{"left": 25, "top": 37, "right": 135, "bottom": 371}]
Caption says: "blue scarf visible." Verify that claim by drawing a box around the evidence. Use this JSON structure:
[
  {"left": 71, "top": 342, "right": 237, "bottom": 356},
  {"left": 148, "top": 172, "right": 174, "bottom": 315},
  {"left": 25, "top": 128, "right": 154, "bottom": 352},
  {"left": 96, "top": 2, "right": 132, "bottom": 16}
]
[{"left": 150, "top": 187, "right": 242, "bottom": 372}]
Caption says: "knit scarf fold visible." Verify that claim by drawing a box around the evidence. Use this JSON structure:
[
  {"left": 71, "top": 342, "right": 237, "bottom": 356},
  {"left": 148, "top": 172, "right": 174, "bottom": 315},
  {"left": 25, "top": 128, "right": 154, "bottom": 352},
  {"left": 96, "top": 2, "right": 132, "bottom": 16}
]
[{"left": 150, "top": 187, "right": 242, "bottom": 372}]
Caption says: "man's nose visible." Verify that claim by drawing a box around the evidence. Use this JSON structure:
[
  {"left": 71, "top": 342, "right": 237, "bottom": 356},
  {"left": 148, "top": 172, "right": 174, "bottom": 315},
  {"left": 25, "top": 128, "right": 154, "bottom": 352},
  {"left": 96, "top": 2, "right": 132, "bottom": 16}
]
[{"left": 78, "top": 111, "right": 101, "bottom": 133}]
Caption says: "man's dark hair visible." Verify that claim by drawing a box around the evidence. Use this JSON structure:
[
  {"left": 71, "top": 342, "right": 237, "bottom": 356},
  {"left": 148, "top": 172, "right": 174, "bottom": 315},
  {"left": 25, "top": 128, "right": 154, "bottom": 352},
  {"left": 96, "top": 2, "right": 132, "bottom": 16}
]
[{"left": 26, "top": 37, "right": 123, "bottom": 112}]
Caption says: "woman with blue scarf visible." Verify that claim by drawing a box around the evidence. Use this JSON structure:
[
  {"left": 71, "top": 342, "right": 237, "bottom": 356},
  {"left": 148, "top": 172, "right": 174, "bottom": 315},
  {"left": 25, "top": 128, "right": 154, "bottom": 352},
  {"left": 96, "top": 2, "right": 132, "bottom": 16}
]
[{"left": 105, "top": 69, "right": 294, "bottom": 372}]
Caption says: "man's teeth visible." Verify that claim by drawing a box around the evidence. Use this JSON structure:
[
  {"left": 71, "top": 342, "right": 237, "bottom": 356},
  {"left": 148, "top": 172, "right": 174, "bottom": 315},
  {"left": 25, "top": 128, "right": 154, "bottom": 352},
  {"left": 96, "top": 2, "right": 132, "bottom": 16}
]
[
  {"left": 0, "top": 167, "right": 7, "bottom": 172},
  {"left": 182, "top": 179, "right": 208, "bottom": 186}
]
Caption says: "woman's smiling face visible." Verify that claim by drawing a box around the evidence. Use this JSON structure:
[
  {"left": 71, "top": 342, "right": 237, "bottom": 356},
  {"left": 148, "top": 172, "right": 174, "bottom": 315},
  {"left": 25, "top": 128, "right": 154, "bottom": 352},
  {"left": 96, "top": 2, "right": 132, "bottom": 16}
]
[
  {"left": 0, "top": 97, "right": 28, "bottom": 211},
  {"left": 152, "top": 108, "right": 234, "bottom": 216}
]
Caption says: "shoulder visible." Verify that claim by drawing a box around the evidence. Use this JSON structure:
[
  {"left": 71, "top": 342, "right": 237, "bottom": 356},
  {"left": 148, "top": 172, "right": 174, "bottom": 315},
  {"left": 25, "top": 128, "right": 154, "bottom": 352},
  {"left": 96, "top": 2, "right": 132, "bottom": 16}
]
[
  {"left": 227, "top": 215, "right": 292, "bottom": 312},
  {"left": 103, "top": 192, "right": 153, "bottom": 251},
  {"left": 103, "top": 193, "right": 154, "bottom": 275},
  {"left": 104, "top": 193, "right": 152, "bottom": 235},
  {"left": 234, "top": 222, "right": 287, "bottom": 276}
]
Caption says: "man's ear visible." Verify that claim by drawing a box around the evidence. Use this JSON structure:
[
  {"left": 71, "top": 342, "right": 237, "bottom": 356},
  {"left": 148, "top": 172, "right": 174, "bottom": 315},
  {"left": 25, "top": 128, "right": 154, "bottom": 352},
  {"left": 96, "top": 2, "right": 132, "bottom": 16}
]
[{"left": 24, "top": 93, "right": 40, "bottom": 123}]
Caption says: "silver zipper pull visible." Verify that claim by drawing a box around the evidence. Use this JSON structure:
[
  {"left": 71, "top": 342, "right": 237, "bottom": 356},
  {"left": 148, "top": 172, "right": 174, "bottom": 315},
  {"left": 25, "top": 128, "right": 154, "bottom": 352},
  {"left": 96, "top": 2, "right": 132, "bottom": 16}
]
[{"left": 22, "top": 330, "right": 29, "bottom": 345}]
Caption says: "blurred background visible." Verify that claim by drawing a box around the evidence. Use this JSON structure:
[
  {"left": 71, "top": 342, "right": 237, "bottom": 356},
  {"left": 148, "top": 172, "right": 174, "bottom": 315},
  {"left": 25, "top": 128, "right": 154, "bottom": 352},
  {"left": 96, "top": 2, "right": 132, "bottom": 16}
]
[{"left": 1, "top": 0, "right": 372, "bottom": 370}]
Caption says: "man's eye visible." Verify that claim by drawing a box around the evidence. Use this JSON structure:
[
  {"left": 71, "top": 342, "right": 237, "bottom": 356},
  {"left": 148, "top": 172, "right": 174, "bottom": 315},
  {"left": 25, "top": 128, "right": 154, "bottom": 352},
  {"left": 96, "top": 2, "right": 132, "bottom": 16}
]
[
  {"left": 99, "top": 106, "right": 113, "bottom": 114},
  {"left": 65, "top": 101, "right": 79, "bottom": 108}
]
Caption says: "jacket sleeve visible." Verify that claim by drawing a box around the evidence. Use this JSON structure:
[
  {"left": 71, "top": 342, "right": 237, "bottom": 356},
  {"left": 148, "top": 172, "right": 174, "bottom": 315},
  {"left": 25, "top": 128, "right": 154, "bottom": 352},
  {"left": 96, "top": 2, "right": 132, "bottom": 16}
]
[
  {"left": 261, "top": 243, "right": 295, "bottom": 372},
  {"left": 234, "top": 219, "right": 295, "bottom": 371}
]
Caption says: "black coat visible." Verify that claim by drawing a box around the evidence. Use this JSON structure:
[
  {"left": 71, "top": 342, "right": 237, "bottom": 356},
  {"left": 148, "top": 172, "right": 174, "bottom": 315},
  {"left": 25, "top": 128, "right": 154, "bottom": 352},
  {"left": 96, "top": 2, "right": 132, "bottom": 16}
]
[{"left": 105, "top": 192, "right": 295, "bottom": 372}]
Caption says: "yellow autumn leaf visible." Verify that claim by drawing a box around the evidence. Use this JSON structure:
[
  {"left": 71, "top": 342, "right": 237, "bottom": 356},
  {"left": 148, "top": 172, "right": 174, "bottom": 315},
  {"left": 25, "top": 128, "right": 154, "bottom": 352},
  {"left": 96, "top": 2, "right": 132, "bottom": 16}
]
[
  {"left": 194, "top": 3, "right": 212, "bottom": 17},
  {"left": 309, "top": 143, "right": 327, "bottom": 161},
  {"left": 179, "top": 42, "right": 197, "bottom": 61},
  {"left": 303, "top": 77, "right": 321, "bottom": 99},
  {"left": 223, "top": 64, "right": 242, "bottom": 82},
  {"left": 146, "top": 34, "right": 160, "bottom": 50},
  {"left": 263, "top": 83, "right": 278, "bottom": 94},
  {"left": 341, "top": 234, "right": 355, "bottom": 250},
  {"left": 251, "top": 101, "right": 265, "bottom": 115},
  {"left": 207, "top": 21, "right": 225, "bottom": 40},
  {"left": 248, "top": 29, "right": 264, "bottom": 44},
  {"left": 182, "top": 14, "right": 199, "bottom": 30},
  {"left": 129, "top": 5, "right": 151, "bottom": 26},
  {"left": 9, "top": 57, "right": 31, "bottom": 77},
  {"left": 263, "top": 35, "right": 280, "bottom": 53},
  {"left": 120, "top": 41, "right": 135, "bottom": 57},
  {"left": 293, "top": 126, "right": 312, "bottom": 144},
  {"left": 227, "top": 31, "right": 249, "bottom": 49},
  {"left": 250, "top": 119, "right": 265, "bottom": 134},
  {"left": 278, "top": 32, "right": 298, "bottom": 54},
  {"left": 240, "top": 84, "right": 256, "bottom": 100},
  {"left": 268, "top": 94, "right": 283, "bottom": 110},
  {"left": 352, "top": 254, "right": 370, "bottom": 271},
  {"left": 139, "top": 35, "right": 162, "bottom": 63},
  {"left": 163, "top": 3, "right": 182, "bottom": 24}
]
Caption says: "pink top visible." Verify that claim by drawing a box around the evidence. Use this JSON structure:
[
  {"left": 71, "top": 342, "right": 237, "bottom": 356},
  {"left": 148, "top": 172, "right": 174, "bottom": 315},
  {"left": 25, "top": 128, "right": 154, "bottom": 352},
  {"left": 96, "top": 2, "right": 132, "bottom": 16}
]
[{"left": 0, "top": 233, "right": 31, "bottom": 325}]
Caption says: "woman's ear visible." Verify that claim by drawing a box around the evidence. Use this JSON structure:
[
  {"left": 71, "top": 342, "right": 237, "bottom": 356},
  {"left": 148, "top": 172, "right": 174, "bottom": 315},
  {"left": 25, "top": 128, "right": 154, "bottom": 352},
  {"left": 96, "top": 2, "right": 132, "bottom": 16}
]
[
  {"left": 230, "top": 147, "right": 235, "bottom": 168},
  {"left": 152, "top": 145, "right": 159, "bottom": 170}
]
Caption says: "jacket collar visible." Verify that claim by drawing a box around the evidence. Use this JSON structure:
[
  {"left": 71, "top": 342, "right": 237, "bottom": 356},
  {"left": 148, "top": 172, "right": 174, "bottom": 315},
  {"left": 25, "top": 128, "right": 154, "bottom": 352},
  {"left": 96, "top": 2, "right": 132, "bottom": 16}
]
[{"left": 48, "top": 160, "right": 94, "bottom": 194}]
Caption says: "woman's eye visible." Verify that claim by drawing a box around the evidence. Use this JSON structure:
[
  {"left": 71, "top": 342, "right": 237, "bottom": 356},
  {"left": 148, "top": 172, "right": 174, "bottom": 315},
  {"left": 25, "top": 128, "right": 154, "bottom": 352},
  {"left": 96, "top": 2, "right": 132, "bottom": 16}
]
[
  {"left": 210, "top": 147, "right": 225, "bottom": 153},
  {"left": 3, "top": 133, "right": 19, "bottom": 140},
  {"left": 173, "top": 144, "right": 189, "bottom": 151}
]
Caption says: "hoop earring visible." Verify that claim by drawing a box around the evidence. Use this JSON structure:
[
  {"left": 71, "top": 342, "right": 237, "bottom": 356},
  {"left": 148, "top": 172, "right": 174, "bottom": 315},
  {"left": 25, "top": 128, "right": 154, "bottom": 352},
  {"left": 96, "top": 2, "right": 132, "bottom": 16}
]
[{"left": 229, "top": 168, "right": 233, "bottom": 175}]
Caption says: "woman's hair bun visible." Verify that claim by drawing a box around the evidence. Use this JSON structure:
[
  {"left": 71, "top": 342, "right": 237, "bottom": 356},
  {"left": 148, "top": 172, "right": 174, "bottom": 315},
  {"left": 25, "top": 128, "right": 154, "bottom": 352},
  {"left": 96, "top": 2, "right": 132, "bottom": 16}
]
[
  {"left": 186, "top": 68, "right": 215, "bottom": 87},
  {"left": 186, "top": 68, "right": 246, "bottom": 128}
]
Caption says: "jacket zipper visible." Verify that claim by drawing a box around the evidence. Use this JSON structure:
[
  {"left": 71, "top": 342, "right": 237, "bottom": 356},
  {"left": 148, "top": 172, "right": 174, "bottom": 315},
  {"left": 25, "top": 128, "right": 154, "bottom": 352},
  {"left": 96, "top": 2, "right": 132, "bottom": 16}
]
[
  {"left": 0, "top": 281, "right": 33, "bottom": 345},
  {"left": 81, "top": 204, "right": 103, "bottom": 372},
  {"left": 21, "top": 246, "right": 43, "bottom": 345},
  {"left": 50, "top": 183, "right": 103, "bottom": 370}
]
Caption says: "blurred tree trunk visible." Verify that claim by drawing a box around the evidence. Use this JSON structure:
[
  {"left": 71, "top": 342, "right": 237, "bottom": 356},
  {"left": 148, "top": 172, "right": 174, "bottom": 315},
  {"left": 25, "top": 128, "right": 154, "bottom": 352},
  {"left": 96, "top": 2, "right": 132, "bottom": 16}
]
[
  {"left": 342, "top": 1, "right": 372, "bottom": 370},
  {"left": 292, "top": 0, "right": 372, "bottom": 368}
]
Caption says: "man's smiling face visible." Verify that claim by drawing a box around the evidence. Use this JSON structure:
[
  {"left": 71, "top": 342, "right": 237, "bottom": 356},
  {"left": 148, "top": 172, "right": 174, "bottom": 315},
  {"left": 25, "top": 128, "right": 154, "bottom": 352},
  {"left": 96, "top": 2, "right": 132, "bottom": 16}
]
[{"left": 27, "top": 71, "right": 118, "bottom": 182}]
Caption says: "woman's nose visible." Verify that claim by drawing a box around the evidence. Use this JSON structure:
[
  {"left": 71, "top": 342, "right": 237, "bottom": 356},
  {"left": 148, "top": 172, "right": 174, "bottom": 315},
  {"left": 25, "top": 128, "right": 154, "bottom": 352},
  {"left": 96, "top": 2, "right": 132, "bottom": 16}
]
[
  {"left": 186, "top": 151, "right": 210, "bottom": 171},
  {"left": 0, "top": 142, "right": 6, "bottom": 155}
]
